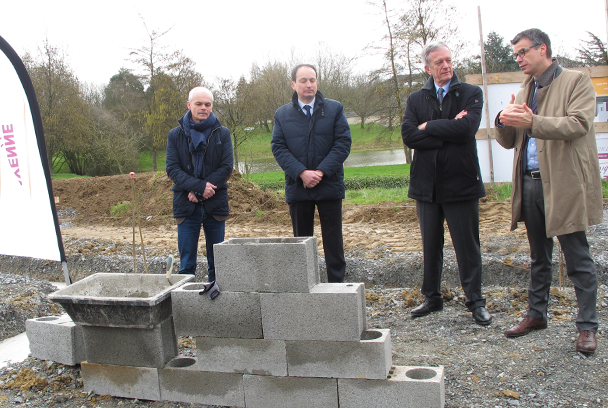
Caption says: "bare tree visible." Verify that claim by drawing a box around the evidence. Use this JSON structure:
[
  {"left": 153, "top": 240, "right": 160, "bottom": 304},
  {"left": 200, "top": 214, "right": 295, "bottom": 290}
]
[
  {"left": 344, "top": 73, "right": 384, "bottom": 130},
  {"left": 314, "top": 45, "right": 354, "bottom": 102},
  {"left": 246, "top": 61, "right": 292, "bottom": 132},
  {"left": 128, "top": 18, "right": 204, "bottom": 171},
  {"left": 370, "top": 0, "right": 465, "bottom": 163},
  {"left": 213, "top": 77, "right": 251, "bottom": 170}
]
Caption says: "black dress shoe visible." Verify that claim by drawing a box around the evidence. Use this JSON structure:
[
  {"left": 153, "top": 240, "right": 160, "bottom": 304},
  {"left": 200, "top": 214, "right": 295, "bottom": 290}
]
[
  {"left": 472, "top": 306, "right": 492, "bottom": 325},
  {"left": 411, "top": 299, "right": 443, "bottom": 317}
]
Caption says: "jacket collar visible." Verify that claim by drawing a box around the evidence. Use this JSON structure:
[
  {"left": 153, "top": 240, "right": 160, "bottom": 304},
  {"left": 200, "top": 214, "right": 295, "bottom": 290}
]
[
  {"left": 292, "top": 90, "right": 326, "bottom": 108},
  {"left": 422, "top": 72, "right": 461, "bottom": 93},
  {"left": 523, "top": 59, "right": 563, "bottom": 89}
]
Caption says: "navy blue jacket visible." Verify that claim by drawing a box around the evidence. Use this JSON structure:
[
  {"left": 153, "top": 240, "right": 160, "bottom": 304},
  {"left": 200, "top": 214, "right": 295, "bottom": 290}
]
[
  {"left": 166, "top": 116, "right": 233, "bottom": 218},
  {"left": 271, "top": 91, "right": 351, "bottom": 204},
  {"left": 401, "top": 74, "right": 485, "bottom": 203}
]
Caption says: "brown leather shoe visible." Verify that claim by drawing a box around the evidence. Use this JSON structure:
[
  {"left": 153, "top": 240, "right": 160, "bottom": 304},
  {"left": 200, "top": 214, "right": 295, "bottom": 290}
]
[
  {"left": 504, "top": 315, "right": 547, "bottom": 338},
  {"left": 576, "top": 330, "right": 597, "bottom": 354}
]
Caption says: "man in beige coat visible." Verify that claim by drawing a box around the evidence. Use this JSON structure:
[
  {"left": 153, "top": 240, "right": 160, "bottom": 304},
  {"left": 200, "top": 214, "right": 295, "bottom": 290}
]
[{"left": 495, "top": 28, "right": 603, "bottom": 353}]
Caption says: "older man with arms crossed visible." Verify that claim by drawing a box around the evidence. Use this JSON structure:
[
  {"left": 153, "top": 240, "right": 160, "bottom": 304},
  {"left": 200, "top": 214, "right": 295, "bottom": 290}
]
[
  {"left": 496, "top": 28, "right": 603, "bottom": 353},
  {"left": 401, "top": 42, "right": 491, "bottom": 325}
]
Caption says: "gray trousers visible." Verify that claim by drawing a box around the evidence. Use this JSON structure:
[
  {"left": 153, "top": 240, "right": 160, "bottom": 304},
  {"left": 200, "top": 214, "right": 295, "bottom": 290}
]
[{"left": 521, "top": 175, "right": 598, "bottom": 332}]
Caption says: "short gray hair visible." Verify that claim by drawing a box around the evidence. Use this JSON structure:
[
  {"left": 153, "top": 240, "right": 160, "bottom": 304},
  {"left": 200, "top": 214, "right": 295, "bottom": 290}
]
[
  {"left": 188, "top": 87, "right": 214, "bottom": 102},
  {"left": 422, "top": 42, "right": 450, "bottom": 66}
]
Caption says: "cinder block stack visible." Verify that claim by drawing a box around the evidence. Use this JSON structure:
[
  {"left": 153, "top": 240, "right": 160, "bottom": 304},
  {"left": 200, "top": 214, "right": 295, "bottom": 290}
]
[{"left": 32, "top": 237, "right": 444, "bottom": 407}]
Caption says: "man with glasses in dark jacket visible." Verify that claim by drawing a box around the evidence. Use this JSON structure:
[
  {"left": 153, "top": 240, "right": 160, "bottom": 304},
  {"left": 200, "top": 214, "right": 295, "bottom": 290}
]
[
  {"left": 166, "top": 87, "right": 233, "bottom": 284},
  {"left": 401, "top": 42, "right": 491, "bottom": 325},
  {"left": 272, "top": 64, "right": 351, "bottom": 283}
]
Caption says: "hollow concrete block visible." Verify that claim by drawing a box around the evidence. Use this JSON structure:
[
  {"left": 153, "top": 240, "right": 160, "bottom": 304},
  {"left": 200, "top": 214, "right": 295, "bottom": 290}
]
[
  {"left": 195, "top": 337, "right": 287, "bottom": 376},
  {"left": 260, "top": 283, "right": 366, "bottom": 341},
  {"left": 80, "top": 316, "right": 177, "bottom": 368},
  {"left": 243, "top": 374, "right": 338, "bottom": 408},
  {"left": 159, "top": 356, "right": 245, "bottom": 407},
  {"left": 171, "top": 285, "right": 263, "bottom": 338},
  {"left": 26, "top": 314, "right": 85, "bottom": 366},
  {"left": 338, "top": 365, "right": 445, "bottom": 408},
  {"left": 214, "top": 237, "right": 320, "bottom": 293},
  {"left": 81, "top": 361, "right": 160, "bottom": 401},
  {"left": 286, "top": 329, "right": 391, "bottom": 379}
]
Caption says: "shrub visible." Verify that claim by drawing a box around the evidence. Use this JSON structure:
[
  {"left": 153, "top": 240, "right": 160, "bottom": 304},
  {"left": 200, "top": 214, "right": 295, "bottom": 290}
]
[
  {"left": 255, "top": 175, "right": 409, "bottom": 191},
  {"left": 110, "top": 201, "right": 133, "bottom": 217}
]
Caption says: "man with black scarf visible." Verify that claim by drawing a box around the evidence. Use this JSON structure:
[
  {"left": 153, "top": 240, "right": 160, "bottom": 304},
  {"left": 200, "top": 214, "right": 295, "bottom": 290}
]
[{"left": 166, "top": 87, "right": 233, "bottom": 284}]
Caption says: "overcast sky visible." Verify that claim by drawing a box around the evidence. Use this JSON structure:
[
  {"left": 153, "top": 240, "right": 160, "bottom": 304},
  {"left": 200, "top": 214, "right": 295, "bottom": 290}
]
[{"left": 1, "top": 0, "right": 606, "bottom": 86}]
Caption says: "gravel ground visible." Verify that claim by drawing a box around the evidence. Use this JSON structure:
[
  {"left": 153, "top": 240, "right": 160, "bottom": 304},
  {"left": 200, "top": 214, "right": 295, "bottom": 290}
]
[{"left": 0, "top": 210, "right": 606, "bottom": 407}]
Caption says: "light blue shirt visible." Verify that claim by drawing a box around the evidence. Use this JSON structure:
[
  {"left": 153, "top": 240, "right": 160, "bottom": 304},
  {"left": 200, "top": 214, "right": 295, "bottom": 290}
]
[
  {"left": 298, "top": 98, "right": 316, "bottom": 116},
  {"left": 434, "top": 80, "right": 451, "bottom": 100},
  {"left": 526, "top": 83, "right": 539, "bottom": 170}
]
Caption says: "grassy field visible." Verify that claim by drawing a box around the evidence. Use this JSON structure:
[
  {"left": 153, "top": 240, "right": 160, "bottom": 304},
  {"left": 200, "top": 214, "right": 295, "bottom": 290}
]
[{"left": 236, "top": 123, "right": 402, "bottom": 160}]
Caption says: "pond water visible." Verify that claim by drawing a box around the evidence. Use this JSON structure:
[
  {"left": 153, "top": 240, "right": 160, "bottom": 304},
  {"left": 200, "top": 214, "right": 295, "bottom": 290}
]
[{"left": 238, "top": 148, "right": 407, "bottom": 174}]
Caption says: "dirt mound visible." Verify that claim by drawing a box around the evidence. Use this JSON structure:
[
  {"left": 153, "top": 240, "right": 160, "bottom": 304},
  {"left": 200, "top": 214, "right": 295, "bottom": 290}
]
[{"left": 52, "top": 171, "right": 287, "bottom": 227}]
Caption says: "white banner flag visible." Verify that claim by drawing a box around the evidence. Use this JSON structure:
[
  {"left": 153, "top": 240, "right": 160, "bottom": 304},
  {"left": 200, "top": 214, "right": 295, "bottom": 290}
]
[{"left": 0, "top": 35, "right": 64, "bottom": 262}]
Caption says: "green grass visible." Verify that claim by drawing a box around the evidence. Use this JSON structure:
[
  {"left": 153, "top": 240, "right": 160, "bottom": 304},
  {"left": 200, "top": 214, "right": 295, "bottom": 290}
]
[
  {"left": 486, "top": 182, "right": 512, "bottom": 201},
  {"left": 603, "top": 178, "right": 608, "bottom": 199},
  {"left": 345, "top": 187, "right": 410, "bottom": 204},
  {"left": 109, "top": 201, "right": 132, "bottom": 217},
  {"left": 138, "top": 151, "right": 166, "bottom": 173}
]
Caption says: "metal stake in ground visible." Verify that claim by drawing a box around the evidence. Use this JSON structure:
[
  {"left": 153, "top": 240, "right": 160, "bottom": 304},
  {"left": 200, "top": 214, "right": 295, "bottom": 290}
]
[
  {"left": 130, "top": 172, "right": 149, "bottom": 273},
  {"left": 130, "top": 172, "right": 137, "bottom": 273}
]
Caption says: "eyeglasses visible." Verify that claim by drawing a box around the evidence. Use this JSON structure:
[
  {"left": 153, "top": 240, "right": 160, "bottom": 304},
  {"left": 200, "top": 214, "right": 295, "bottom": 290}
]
[{"left": 512, "top": 44, "right": 541, "bottom": 61}]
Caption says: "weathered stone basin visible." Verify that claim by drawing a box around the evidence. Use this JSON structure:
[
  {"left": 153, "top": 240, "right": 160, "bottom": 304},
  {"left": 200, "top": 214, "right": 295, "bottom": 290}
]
[{"left": 48, "top": 273, "right": 194, "bottom": 329}]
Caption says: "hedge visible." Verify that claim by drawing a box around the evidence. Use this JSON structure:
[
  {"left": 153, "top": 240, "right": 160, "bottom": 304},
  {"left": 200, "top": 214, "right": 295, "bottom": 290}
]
[{"left": 255, "top": 175, "right": 410, "bottom": 191}]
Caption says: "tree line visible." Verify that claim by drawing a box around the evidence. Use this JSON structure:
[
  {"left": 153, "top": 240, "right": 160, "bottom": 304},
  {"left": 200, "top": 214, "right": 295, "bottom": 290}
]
[{"left": 22, "top": 0, "right": 607, "bottom": 176}]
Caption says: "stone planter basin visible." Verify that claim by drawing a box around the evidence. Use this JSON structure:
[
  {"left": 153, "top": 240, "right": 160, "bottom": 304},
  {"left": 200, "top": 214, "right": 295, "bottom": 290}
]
[{"left": 48, "top": 273, "right": 194, "bottom": 329}]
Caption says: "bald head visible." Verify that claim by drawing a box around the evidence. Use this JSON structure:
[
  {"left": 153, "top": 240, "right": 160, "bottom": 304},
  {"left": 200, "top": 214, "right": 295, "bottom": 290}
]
[{"left": 187, "top": 87, "right": 214, "bottom": 123}]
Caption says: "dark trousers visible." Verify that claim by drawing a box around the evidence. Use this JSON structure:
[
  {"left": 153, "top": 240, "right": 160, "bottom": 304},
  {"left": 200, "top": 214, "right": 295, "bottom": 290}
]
[
  {"left": 521, "top": 175, "right": 598, "bottom": 332},
  {"left": 289, "top": 199, "right": 346, "bottom": 283},
  {"left": 416, "top": 199, "right": 485, "bottom": 311}
]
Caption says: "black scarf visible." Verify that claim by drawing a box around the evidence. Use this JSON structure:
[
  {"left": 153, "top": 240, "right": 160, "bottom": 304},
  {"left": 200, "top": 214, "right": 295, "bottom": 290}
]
[{"left": 182, "top": 111, "right": 217, "bottom": 178}]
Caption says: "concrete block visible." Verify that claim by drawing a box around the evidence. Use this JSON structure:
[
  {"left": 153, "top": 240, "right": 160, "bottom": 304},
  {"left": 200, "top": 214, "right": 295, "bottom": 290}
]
[
  {"left": 286, "top": 329, "right": 391, "bottom": 379},
  {"left": 260, "top": 283, "right": 366, "bottom": 341},
  {"left": 26, "top": 314, "right": 85, "bottom": 366},
  {"left": 196, "top": 337, "right": 287, "bottom": 376},
  {"left": 159, "top": 356, "right": 245, "bottom": 407},
  {"left": 48, "top": 273, "right": 194, "bottom": 329},
  {"left": 172, "top": 286, "right": 263, "bottom": 338},
  {"left": 244, "top": 374, "right": 338, "bottom": 408},
  {"left": 81, "top": 316, "right": 177, "bottom": 368},
  {"left": 215, "top": 237, "right": 320, "bottom": 293},
  {"left": 338, "top": 366, "right": 445, "bottom": 408},
  {"left": 81, "top": 361, "right": 160, "bottom": 401}
]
